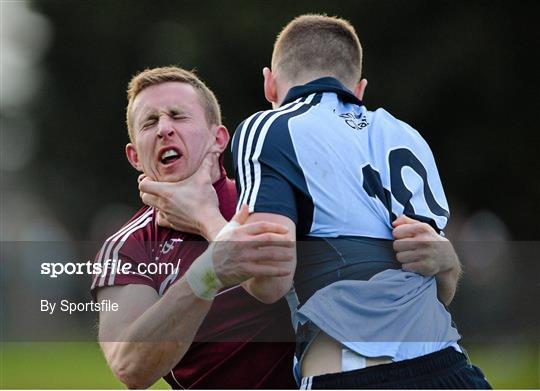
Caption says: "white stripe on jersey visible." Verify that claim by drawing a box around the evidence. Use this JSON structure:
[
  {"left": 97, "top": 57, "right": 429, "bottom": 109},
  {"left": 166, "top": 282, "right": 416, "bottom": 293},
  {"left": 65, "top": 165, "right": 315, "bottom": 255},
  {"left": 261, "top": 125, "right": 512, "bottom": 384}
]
[
  {"left": 158, "top": 262, "right": 181, "bottom": 296},
  {"left": 104, "top": 213, "right": 154, "bottom": 287},
  {"left": 95, "top": 207, "right": 153, "bottom": 266},
  {"left": 236, "top": 98, "right": 304, "bottom": 211},
  {"left": 247, "top": 94, "right": 315, "bottom": 210},
  {"left": 91, "top": 207, "right": 154, "bottom": 289},
  {"left": 300, "top": 376, "right": 313, "bottom": 390},
  {"left": 236, "top": 112, "right": 262, "bottom": 210}
]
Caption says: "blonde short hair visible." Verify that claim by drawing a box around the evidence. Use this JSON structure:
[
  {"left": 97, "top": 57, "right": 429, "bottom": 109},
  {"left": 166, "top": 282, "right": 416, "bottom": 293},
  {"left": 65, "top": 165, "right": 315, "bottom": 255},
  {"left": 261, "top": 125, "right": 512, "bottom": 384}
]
[
  {"left": 126, "top": 66, "right": 221, "bottom": 142},
  {"left": 272, "top": 14, "right": 362, "bottom": 87}
]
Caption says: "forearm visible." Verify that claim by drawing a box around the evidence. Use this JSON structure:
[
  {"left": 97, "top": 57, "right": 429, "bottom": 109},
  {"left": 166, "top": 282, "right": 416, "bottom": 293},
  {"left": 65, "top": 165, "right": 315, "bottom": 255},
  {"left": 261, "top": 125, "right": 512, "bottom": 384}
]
[
  {"left": 435, "top": 256, "right": 462, "bottom": 306},
  {"left": 201, "top": 213, "right": 227, "bottom": 241},
  {"left": 101, "top": 279, "right": 212, "bottom": 388}
]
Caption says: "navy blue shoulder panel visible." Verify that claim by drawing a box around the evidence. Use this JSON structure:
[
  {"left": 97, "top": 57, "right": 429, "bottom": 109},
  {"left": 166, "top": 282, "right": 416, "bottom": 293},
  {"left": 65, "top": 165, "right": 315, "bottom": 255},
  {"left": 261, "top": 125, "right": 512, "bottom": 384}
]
[{"left": 232, "top": 94, "right": 322, "bottom": 234}]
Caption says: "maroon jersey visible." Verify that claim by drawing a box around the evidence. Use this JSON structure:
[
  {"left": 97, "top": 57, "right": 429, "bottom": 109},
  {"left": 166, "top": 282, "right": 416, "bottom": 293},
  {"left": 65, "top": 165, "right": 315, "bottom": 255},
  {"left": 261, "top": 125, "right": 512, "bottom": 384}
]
[{"left": 91, "top": 172, "right": 296, "bottom": 389}]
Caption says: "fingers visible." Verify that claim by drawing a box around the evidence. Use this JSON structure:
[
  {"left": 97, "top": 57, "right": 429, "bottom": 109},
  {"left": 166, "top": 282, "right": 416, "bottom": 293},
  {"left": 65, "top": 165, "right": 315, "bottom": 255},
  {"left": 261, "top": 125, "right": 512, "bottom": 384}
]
[
  {"left": 222, "top": 235, "right": 294, "bottom": 251},
  {"left": 250, "top": 233, "right": 295, "bottom": 247},
  {"left": 394, "top": 240, "right": 433, "bottom": 264},
  {"left": 392, "top": 216, "right": 450, "bottom": 278},
  {"left": 231, "top": 204, "right": 250, "bottom": 226},
  {"left": 395, "top": 249, "right": 421, "bottom": 264},
  {"left": 141, "top": 192, "right": 162, "bottom": 209},
  {"left": 401, "top": 261, "right": 434, "bottom": 276},
  {"left": 139, "top": 177, "right": 170, "bottom": 197},
  {"left": 392, "top": 222, "right": 430, "bottom": 239},
  {"left": 392, "top": 214, "right": 418, "bottom": 227},
  {"left": 250, "top": 245, "right": 295, "bottom": 262},
  {"left": 396, "top": 247, "right": 440, "bottom": 276},
  {"left": 392, "top": 238, "right": 418, "bottom": 253},
  {"left": 241, "top": 221, "right": 289, "bottom": 236},
  {"left": 137, "top": 174, "right": 147, "bottom": 184},
  {"left": 244, "top": 263, "right": 291, "bottom": 278}
]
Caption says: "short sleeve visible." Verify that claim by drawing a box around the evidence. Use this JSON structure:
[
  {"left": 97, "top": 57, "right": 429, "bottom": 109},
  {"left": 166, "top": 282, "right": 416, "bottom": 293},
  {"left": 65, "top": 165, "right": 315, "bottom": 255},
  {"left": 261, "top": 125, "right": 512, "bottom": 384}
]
[
  {"left": 232, "top": 112, "right": 300, "bottom": 224},
  {"left": 90, "top": 208, "right": 156, "bottom": 300}
]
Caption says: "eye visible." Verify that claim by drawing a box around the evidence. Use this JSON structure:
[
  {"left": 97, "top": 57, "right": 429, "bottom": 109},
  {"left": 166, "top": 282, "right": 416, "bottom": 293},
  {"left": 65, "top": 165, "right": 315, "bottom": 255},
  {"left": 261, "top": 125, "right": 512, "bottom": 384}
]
[
  {"left": 171, "top": 114, "right": 189, "bottom": 122},
  {"left": 141, "top": 118, "right": 157, "bottom": 130},
  {"left": 170, "top": 110, "right": 188, "bottom": 120}
]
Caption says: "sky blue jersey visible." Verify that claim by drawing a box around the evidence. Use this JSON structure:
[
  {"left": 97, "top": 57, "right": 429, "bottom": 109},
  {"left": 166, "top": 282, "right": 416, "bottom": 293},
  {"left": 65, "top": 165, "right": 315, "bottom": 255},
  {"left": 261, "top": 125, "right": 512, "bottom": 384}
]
[
  {"left": 232, "top": 77, "right": 450, "bottom": 240},
  {"left": 231, "top": 77, "right": 460, "bottom": 364}
]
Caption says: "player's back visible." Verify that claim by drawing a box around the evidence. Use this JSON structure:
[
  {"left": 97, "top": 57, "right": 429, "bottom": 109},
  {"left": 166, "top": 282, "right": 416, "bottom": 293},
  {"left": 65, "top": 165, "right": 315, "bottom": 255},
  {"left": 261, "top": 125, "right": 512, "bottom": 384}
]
[
  {"left": 284, "top": 93, "right": 449, "bottom": 239},
  {"left": 232, "top": 77, "right": 460, "bottom": 364},
  {"left": 233, "top": 78, "right": 449, "bottom": 240}
]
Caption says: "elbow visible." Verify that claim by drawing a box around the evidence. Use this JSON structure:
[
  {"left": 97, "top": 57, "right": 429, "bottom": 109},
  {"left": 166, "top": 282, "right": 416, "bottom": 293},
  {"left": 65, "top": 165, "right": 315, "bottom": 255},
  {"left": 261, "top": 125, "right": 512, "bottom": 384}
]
[
  {"left": 105, "top": 346, "right": 158, "bottom": 389},
  {"left": 439, "top": 292, "right": 455, "bottom": 307},
  {"left": 111, "top": 359, "right": 157, "bottom": 389},
  {"left": 436, "top": 263, "right": 461, "bottom": 307},
  {"left": 110, "top": 360, "right": 154, "bottom": 389}
]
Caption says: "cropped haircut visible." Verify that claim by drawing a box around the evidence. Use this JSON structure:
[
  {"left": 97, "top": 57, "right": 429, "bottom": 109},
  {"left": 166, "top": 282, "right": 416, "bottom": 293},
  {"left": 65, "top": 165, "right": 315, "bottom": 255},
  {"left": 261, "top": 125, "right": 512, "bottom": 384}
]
[
  {"left": 272, "top": 14, "right": 362, "bottom": 87},
  {"left": 126, "top": 66, "right": 221, "bottom": 142}
]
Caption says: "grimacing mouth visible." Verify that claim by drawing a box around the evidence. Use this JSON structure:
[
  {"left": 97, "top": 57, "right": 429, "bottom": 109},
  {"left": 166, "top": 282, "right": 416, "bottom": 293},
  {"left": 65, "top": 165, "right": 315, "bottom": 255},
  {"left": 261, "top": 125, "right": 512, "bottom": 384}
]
[{"left": 159, "top": 147, "right": 182, "bottom": 165}]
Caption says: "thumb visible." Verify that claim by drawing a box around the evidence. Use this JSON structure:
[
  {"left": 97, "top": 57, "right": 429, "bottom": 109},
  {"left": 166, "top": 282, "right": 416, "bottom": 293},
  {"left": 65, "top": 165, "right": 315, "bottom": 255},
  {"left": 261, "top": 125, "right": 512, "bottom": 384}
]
[
  {"left": 392, "top": 214, "right": 417, "bottom": 227},
  {"left": 214, "top": 204, "right": 249, "bottom": 241},
  {"left": 232, "top": 204, "right": 250, "bottom": 226},
  {"left": 139, "top": 177, "right": 169, "bottom": 196},
  {"left": 157, "top": 211, "right": 173, "bottom": 230}
]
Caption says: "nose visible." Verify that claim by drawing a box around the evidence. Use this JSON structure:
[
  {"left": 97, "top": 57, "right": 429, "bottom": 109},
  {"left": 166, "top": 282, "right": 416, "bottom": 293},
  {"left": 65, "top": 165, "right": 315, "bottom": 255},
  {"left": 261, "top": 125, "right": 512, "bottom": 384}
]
[{"left": 156, "top": 116, "right": 174, "bottom": 139}]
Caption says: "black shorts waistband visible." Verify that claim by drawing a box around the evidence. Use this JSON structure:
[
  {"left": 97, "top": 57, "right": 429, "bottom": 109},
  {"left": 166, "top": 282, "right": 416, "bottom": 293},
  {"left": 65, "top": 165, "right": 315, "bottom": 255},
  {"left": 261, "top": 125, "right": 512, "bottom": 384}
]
[{"left": 309, "top": 347, "right": 467, "bottom": 388}]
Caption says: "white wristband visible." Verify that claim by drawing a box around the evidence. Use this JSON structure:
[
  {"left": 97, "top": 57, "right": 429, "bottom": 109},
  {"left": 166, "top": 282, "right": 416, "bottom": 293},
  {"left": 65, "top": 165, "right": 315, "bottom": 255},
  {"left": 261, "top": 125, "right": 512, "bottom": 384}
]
[
  {"left": 185, "top": 247, "right": 223, "bottom": 300},
  {"left": 185, "top": 219, "right": 240, "bottom": 300}
]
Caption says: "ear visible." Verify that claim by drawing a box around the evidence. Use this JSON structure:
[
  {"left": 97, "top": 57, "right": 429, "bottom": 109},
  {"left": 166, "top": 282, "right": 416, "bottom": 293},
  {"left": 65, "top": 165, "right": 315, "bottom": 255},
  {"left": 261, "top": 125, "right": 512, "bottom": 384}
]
[
  {"left": 354, "top": 78, "right": 368, "bottom": 101},
  {"left": 208, "top": 125, "right": 230, "bottom": 154},
  {"left": 263, "top": 67, "right": 278, "bottom": 104},
  {"left": 125, "top": 143, "right": 143, "bottom": 172}
]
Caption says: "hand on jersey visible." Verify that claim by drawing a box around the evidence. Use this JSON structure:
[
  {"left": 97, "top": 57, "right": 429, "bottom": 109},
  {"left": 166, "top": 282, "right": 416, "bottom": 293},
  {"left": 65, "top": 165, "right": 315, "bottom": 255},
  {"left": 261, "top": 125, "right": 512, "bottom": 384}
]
[
  {"left": 392, "top": 215, "right": 458, "bottom": 277},
  {"left": 211, "top": 205, "right": 295, "bottom": 287},
  {"left": 138, "top": 153, "right": 222, "bottom": 239}
]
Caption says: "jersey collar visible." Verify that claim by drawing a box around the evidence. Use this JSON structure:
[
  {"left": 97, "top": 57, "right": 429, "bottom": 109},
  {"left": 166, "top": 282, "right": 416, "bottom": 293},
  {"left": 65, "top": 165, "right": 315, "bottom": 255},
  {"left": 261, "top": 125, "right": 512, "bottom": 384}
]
[
  {"left": 212, "top": 154, "right": 228, "bottom": 191},
  {"left": 280, "top": 77, "right": 363, "bottom": 107}
]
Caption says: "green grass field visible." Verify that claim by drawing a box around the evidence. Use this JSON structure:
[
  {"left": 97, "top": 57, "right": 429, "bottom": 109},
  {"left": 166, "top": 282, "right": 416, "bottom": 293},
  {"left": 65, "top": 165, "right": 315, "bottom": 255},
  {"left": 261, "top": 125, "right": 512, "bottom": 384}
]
[
  {"left": 0, "top": 343, "right": 169, "bottom": 389},
  {"left": 1, "top": 342, "right": 538, "bottom": 389}
]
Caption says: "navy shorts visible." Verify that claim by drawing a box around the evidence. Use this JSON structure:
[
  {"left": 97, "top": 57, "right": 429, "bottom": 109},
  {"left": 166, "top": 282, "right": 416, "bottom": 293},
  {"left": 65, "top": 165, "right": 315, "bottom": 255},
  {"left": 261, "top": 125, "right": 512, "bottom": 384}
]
[{"left": 299, "top": 347, "right": 492, "bottom": 389}]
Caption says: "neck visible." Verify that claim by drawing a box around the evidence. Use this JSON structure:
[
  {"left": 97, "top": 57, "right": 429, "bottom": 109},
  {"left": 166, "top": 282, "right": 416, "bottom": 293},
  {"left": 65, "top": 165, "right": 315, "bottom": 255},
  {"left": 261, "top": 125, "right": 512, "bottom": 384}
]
[
  {"left": 276, "top": 74, "right": 354, "bottom": 107},
  {"left": 210, "top": 159, "right": 224, "bottom": 185}
]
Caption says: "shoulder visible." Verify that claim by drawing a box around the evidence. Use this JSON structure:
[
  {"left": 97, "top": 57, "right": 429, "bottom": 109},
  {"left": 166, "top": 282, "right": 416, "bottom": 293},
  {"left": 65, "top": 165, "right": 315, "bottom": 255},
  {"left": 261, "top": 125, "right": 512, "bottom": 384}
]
[
  {"left": 111, "top": 205, "right": 155, "bottom": 241},
  {"left": 232, "top": 95, "right": 322, "bottom": 152},
  {"left": 368, "top": 107, "right": 432, "bottom": 151},
  {"left": 96, "top": 206, "right": 155, "bottom": 259}
]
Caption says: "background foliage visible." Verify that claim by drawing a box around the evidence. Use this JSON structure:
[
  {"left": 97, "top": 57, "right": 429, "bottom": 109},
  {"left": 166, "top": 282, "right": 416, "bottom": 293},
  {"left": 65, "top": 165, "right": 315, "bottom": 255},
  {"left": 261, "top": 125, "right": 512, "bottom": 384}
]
[{"left": 1, "top": 0, "right": 538, "bottom": 388}]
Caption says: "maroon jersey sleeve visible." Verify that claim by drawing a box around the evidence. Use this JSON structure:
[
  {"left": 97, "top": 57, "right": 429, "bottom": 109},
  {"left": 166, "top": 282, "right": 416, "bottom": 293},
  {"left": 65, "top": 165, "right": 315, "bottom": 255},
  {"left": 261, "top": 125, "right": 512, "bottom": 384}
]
[
  {"left": 91, "top": 206, "right": 156, "bottom": 300},
  {"left": 90, "top": 175, "right": 297, "bottom": 388}
]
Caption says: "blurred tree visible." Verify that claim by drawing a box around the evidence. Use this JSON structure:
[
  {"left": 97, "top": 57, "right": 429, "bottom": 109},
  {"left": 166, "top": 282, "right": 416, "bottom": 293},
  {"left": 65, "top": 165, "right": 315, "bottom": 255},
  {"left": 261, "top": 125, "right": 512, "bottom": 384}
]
[{"left": 21, "top": 0, "right": 539, "bottom": 242}]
